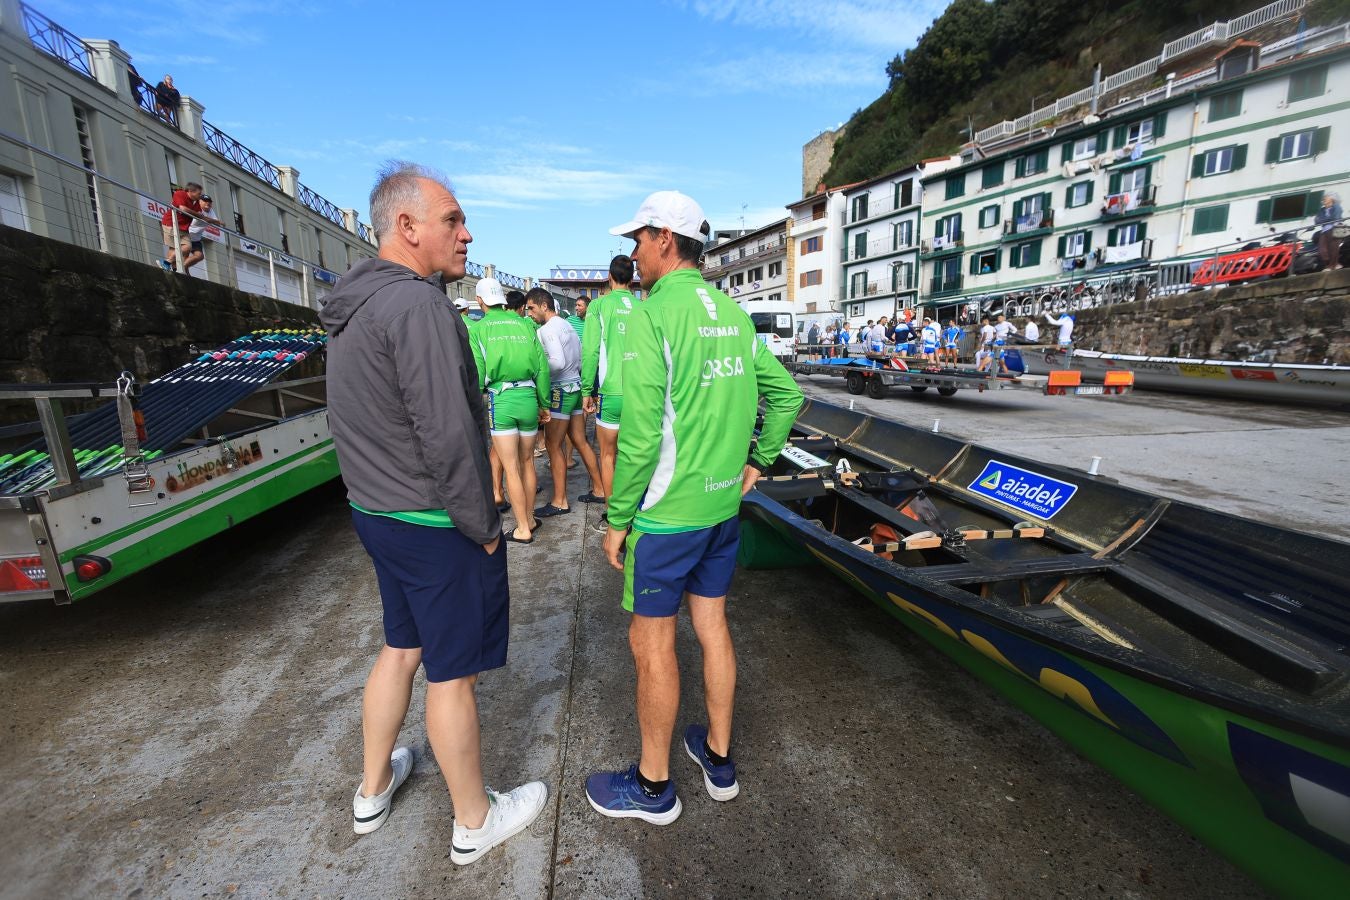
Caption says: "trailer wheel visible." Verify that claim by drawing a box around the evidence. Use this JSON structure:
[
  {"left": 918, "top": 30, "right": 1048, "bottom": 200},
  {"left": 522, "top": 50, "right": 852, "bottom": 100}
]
[
  {"left": 865, "top": 376, "right": 887, "bottom": 399},
  {"left": 910, "top": 385, "right": 929, "bottom": 393},
  {"left": 937, "top": 387, "right": 958, "bottom": 397},
  {"left": 846, "top": 371, "right": 865, "bottom": 395}
]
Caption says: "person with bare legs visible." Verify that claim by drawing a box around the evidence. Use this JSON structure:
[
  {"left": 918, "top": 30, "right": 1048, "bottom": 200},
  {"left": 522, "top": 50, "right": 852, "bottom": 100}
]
[
  {"left": 469, "top": 277, "right": 551, "bottom": 543},
  {"left": 580, "top": 255, "right": 639, "bottom": 525},
  {"left": 321, "top": 161, "right": 545, "bottom": 865}
]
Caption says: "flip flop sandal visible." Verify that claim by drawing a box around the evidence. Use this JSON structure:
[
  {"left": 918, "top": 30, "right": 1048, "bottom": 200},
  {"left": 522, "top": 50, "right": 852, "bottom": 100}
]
[
  {"left": 535, "top": 504, "right": 572, "bottom": 518},
  {"left": 577, "top": 492, "right": 606, "bottom": 504}
]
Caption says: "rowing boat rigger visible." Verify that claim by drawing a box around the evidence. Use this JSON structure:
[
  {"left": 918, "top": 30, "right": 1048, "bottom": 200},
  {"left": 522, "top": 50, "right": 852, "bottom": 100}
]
[{"left": 739, "top": 399, "right": 1350, "bottom": 899}]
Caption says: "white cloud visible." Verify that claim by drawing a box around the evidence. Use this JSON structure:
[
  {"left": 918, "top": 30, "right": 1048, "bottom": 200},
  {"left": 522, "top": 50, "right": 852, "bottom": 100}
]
[
  {"left": 456, "top": 164, "right": 657, "bottom": 205},
  {"left": 683, "top": 0, "right": 946, "bottom": 50}
]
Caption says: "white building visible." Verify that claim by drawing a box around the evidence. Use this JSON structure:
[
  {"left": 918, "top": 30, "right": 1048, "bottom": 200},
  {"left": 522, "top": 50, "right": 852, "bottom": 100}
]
[
  {"left": 785, "top": 187, "right": 850, "bottom": 322},
  {"left": 702, "top": 218, "right": 788, "bottom": 307}
]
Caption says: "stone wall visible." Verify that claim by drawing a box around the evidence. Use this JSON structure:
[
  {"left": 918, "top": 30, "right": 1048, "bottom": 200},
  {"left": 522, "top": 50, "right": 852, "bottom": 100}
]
[
  {"left": 1073, "top": 269, "right": 1350, "bottom": 365},
  {"left": 801, "top": 127, "right": 845, "bottom": 198},
  {"left": 0, "top": 223, "right": 319, "bottom": 387}
]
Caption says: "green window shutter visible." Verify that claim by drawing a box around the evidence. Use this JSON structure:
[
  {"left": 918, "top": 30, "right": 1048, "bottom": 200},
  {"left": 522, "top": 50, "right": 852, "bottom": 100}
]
[
  {"left": 1042, "top": 192, "right": 1052, "bottom": 212},
  {"left": 1028, "top": 241, "right": 1042, "bottom": 266},
  {"left": 1012, "top": 198, "right": 1023, "bottom": 219},
  {"left": 1305, "top": 191, "right": 1323, "bottom": 216},
  {"left": 983, "top": 163, "right": 1003, "bottom": 188},
  {"left": 1142, "top": 164, "right": 1153, "bottom": 186},
  {"left": 1136, "top": 223, "right": 1148, "bottom": 243},
  {"left": 1153, "top": 112, "right": 1167, "bottom": 139},
  {"left": 1313, "top": 126, "right": 1331, "bottom": 155},
  {"left": 1265, "top": 138, "right": 1279, "bottom": 164},
  {"left": 1082, "top": 232, "right": 1093, "bottom": 254},
  {"left": 1255, "top": 198, "right": 1273, "bottom": 223},
  {"left": 993, "top": 250, "right": 1002, "bottom": 272},
  {"left": 1061, "top": 142, "right": 1072, "bottom": 164},
  {"left": 1064, "top": 186, "right": 1074, "bottom": 207},
  {"left": 1096, "top": 132, "right": 1108, "bottom": 154},
  {"left": 1108, "top": 227, "right": 1119, "bottom": 247},
  {"left": 969, "top": 253, "right": 978, "bottom": 275},
  {"left": 1112, "top": 125, "right": 1128, "bottom": 149},
  {"left": 991, "top": 205, "right": 1000, "bottom": 225},
  {"left": 1232, "top": 144, "right": 1247, "bottom": 171},
  {"left": 1108, "top": 171, "right": 1122, "bottom": 194},
  {"left": 953, "top": 213, "right": 962, "bottom": 237},
  {"left": 1036, "top": 149, "right": 1048, "bottom": 172},
  {"left": 935, "top": 219, "right": 943, "bottom": 237},
  {"left": 1057, "top": 235, "right": 1066, "bottom": 257},
  {"left": 1085, "top": 182, "right": 1093, "bottom": 204},
  {"left": 1192, "top": 153, "right": 1206, "bottom": 178},
  {"left": 1015, "top": 156, "right": 1027, "bottom": 178}
]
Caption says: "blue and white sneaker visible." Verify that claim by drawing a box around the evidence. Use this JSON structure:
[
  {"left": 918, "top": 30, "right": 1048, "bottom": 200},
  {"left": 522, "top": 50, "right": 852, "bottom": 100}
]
[
  {"left": 585, "top": 765, "right": 682, "bottom": 825},
  {"left": 683, "top": 724, "right": 740, "bottom": 801}
]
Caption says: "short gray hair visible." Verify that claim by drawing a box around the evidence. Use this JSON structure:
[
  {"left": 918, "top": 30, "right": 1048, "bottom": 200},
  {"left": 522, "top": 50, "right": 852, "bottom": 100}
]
[{"left": 369, "top": 160, "right": 454, "bottom": 239}]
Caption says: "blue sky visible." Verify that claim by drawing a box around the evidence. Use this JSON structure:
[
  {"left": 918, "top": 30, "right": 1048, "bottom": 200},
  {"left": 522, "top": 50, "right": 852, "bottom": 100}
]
[{"left": 45, "top": 0, "right": 947, "bottom": 280}]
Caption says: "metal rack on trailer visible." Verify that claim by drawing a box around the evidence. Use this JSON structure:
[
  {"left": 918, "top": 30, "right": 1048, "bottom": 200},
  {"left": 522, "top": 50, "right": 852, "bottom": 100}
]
[
  {"left": 1, "top": 332, "right": 339, "bottom": 605},
  {"left": 783, "top": 355, "right": 1133, "bottom": 400}
]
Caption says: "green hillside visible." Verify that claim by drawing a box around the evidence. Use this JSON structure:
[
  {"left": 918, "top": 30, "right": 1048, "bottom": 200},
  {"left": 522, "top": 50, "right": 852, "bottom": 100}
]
[{"left": 822, "top": 0, "right": 1334, "bottom": 186}]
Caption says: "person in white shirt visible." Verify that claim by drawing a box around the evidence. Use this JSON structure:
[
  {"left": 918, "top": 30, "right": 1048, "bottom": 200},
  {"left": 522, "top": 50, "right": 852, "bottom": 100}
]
[
  {"left": 1023, "top": 318, "right": 1040, "bottom": 343},
  {"left": 976, "top": 316, "right": 996, "bottom": 372},
  {"left": 526, "top": 288, "right": 603, "bottom": 517},
  {"left": 991, "top": 314, "right": 1017, "bottom": 374},
  {"left": 1045, "top": 311, "right": 1075, "bottom": 348}
]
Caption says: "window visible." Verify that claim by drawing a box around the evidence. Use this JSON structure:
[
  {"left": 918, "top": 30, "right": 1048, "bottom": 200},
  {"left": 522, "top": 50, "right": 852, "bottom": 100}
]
[
  {"left": 853, "top": 231, "right": 867, "bottom": 260},
  {"left": 1112, "top": 113, "right": 1166, "bottom": 149},
  {"left": 1192, "top": 144, "right": 1246, "bottom": 177},
  {"left": 894, "top": 179, "right": 914, "bottom": 209},
  {"left": 0, "top": 173, "right": 29, "bottom": 229},
  {"left": 982, "top": 163, "right": 1004, "bottom": 189},
  {"left": 1009, "top": 240, "right": 1042, "bottom": 268},
  {"left": 894, "top": 220, "right": 913, "bottom": 248},
  {"left": 1257, "top": 190, "right": 1323, "bottom": 223},
  {"left": 1266, "top": 127, "right": 1329, "bottom": 163},
  {"left": 768, "top": 261, "right": 782, "bottom": 278},
  {"left": 1218, "top": 48, "right": 1255, "bottom": 80},
  {"left": 1192, "top": 204, "right": 1229, "bottom": 235},
  {"left": 1014, "top": 148, "right": 1048, "bottom": 178},
  {"left": 1066, "top": 181, "right": 1093, "bottom": 208},
  {"left": 800, "top": 235, "right": 821, "bottom": 254},
  {"left": 934, "top": 213, "right": 962, "bottom": 243},
  {"left": 850, "top": 271, "right": 868, "bottom": 298},
  {"left": 1209, "top": 89, "right": 1242, "bottom": 121},
  {"left": 277, "top": 207, "right": 289, "bottom": 254},
  {"left": 1127, "top": 119, "right": 1153, "bottom": 144},
  {"left": 768, "top": 292, "right": 782, "bottom": 303},
  {"left": 848, "top": 303, "right": 865, "bottom": 318},
  {"left": 851, "top": 194, "right": 869, "bottom": 222},
  {"left": 164, "top": 149, "right": 178, "bottom": 187},
  {"left": 970, "top": 249, "right": 1000, "bottom": 275},
  {"left": 1063, "top": 134, "right": 1105, "bottom": 162},
  {"left": 1108, "top": 222, "right": 1145, "bottom": 246},
  {"left": 313, "top": 226, "right": 325, "bottom": 268},
  {"left": 229, "top": 182, "right": 245, "bottom": 234},
  {"left": 892, "top": 262, "right": 915, "bottom": 291},
  {"left": 1288, "top": 65, "right": 1327, "bottom": 103},
  {"left": 729, "top": 273, "right": 744, "bottom": 288},
  {"left": 945, "top": 173, "right": 966, "bottom": 200},
  {"left": 1057, "top": 230, "right": 1092, "bottom": 259},
  {"left": 978, "top": 204, "right": 1000, "bottom": 229},
  {"left": 811, "top": 201, "right": 826, "bottom": 220},
  {"left": 800, "top": 269, "right": 822, "bottom": 287},
  {"left": 747, "top": 266, "right": 764, "bottom": 282}
]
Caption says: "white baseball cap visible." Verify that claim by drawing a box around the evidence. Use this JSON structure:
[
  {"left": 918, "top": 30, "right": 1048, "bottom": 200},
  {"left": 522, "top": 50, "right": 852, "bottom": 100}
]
[
  {"left": 474, "top": 277, "right": 507, "bottom": 306},
  {"left": 610, "top": 190, "right": 710, "bottom": 241},
  {"left": 453, "top": 296, "right": 473, "bottom": 310}
]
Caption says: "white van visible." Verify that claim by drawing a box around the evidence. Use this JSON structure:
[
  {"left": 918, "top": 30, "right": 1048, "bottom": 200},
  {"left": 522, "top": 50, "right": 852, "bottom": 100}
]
[{"left": 739, "top": 299, "right": 796, "bottom": 358}]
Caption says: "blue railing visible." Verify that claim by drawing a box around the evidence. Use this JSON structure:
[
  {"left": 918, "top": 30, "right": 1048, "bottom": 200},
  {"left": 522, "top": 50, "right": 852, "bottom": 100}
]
[
  {"left": 21, "top": 3, "right": 93, "bottom": 79},
  {"left": 202, "top": 121, "right": 282, "bottom": 191}
]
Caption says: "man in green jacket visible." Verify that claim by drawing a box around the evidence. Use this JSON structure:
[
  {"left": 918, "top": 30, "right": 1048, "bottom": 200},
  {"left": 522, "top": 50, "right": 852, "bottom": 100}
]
[
  {"left": 469, "top": 277, "right": 550, "bottom": 543},
  {"left": 580, "top": 255, "right": 639, "bottom": 516},
  {"left": 584, "top": 191, "right": 803, "bottom": 825}
]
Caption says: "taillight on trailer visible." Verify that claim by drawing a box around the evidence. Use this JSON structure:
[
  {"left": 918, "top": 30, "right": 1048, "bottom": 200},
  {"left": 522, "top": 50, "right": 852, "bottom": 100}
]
[
  {"left": 73, "top": 555, "right": 112, "bottom": 582},
  {"left": 0, "top": 556, "right": 50, "bottom": 592}
]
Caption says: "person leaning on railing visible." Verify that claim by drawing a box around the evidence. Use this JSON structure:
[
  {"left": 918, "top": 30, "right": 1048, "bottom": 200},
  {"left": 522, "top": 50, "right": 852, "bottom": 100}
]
[{"left": 154, "top": 75, "right": 180, "bottom": 126}]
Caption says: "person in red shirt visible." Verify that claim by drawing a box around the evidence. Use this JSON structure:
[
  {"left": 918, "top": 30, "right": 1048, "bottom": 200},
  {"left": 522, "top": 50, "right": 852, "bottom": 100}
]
[{"left": 160, "top": 182, "right": 202, "bottom": 271}]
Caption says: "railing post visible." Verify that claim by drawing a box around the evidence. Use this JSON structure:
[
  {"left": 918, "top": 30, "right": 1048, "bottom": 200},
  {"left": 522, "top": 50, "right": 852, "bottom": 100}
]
[
  {"left": 85, "top": 39, "right": 133, "bottom": 102},
  {"left": 178, "top": 94, "right": 205, "bottom": 144},
  {"left": 276, "top": 166, "right": 300, "bottom": 200},
  {"left": 340, "top": 207, "right": 360, "bottom": 236}
]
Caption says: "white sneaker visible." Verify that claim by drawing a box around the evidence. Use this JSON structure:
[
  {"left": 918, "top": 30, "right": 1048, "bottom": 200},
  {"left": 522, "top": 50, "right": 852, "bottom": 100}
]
[
  {"left": 450, "top": 781, "right": 548, "bottom": 865},
  {"left": 352, "top": 746, "right": 413, "bottom": 834}
]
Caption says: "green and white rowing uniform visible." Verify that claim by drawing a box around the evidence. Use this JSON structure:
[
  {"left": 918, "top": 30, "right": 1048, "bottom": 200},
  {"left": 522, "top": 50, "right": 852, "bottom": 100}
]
[
  {"left": 469, "top": 308, "right": 550, "bottom": 435},
  {"left": 607, "top": 268, "right": 802, "bottom": 534},
  {"left": 581, "top": 288, "right": 637, "bottom": 428}
]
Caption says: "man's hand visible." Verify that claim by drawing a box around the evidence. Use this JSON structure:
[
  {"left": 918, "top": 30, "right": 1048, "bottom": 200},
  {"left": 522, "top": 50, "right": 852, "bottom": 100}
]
[
  {"left": 582, "top": 395, "right": 597, "bottom": 414},
  {"left": 741, "top": 464, "right": 763, "bottom": 496},
  {"left": 482, "top": 535, "right": 500, "bottom": 555},
  {"left": 603, "top": 525, "right": 628, "bottom": 572},
  {"left": 538, "top": 408, "right": 551, "bottom": 424}
]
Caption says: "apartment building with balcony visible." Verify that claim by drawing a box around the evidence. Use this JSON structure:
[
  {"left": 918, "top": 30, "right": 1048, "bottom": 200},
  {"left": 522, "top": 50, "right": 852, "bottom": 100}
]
[
  {"left": 703, "top": 218, "right": 788, "bottom": 307},
  {"left": 785, "top": 187, "right": 849, "bottom": 318},
  {"left": 837, "top": 165, "right": 929, "bottom": 326},
  {"left": 917, "top": 3, "right": 1349, "bottom": 316}
]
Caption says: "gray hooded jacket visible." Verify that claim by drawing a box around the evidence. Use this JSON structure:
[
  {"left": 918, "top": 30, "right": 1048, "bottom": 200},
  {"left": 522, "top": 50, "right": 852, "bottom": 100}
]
[{"left": 320, "top": 258, "right": 500, "bottom": 543}]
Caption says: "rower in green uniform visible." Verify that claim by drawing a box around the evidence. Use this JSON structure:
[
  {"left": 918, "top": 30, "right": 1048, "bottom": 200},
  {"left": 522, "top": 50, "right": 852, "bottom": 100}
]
[
  {"left": 469, "top": 277, "right": 551, "bottom": 543},
  {"left": 580, "top": 255, "right": 639, "bottom": 520},
  {"left": 584, "top": 190, "right": 803, "bottom": 825}
]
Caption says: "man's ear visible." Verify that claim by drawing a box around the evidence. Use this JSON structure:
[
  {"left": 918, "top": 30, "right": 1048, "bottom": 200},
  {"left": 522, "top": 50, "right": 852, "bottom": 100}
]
[{"left": 399, "top": 211, "right": 418, "bottom": 245}]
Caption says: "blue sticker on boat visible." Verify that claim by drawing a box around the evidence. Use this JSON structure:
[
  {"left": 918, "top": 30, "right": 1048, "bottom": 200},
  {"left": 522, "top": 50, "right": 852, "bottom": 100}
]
[{"left": 968, "top": 460, "right": 1078, "bottom": 520}]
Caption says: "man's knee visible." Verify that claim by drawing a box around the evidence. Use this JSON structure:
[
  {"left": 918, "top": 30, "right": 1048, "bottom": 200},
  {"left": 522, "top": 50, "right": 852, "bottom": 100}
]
[
  {"left": 628, "top": 614, "right": 676, "bottom": 661},
  {"left": 379, "top": 644, "right": 423, "bottom": 675}
]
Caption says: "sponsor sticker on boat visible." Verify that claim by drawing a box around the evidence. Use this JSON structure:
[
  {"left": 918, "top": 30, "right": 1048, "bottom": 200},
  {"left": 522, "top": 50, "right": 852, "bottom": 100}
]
[{"left": 968, "top": 460, "right": 1078, "bottom": 520}]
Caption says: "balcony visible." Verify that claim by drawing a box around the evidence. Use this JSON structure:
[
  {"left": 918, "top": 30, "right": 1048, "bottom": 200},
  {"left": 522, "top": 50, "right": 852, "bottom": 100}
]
[
  {"left": 928, "top": 275, "right": 964, "bottom": 296},
  {"left": 1100, "top": 184, "right": 1158, "bottom": 221},
  {"left": 1001, "top": 209, "right": 1055, "bottom": 241},
  {"left": 920, "top": 232, "right": 963, "bottom": 260},
  {"left": 841, "top": 235, "right": 917, "bottom": 263},
  {"left": 838, "top": 282, "right": 895, "bottom": 302},
  {"left": 703, "top": 238, "right": 786, "bottom": 277},
  {"left": 1093, "top": 238, "right": 1154, "bottom": 267}
]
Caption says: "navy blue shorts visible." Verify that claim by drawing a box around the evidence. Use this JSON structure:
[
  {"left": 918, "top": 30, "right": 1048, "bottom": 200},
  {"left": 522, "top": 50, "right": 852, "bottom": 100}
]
[
  {"left": 622, "top": 516, "right": 740, "bottom": 617},
  {"left": 351, "top": 509, "right": 509, "bottom": 682}
]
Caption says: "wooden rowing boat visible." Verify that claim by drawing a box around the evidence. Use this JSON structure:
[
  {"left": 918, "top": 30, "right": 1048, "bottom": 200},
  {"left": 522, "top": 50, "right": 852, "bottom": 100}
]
[{"left": 740, "top": 398, "right": 1350, "bottom": 898}]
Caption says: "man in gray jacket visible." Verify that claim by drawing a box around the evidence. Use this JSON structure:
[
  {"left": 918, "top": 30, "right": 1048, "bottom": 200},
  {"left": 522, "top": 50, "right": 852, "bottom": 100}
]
[{"left": 320, "top": 161, "right": 545, "bottom": 865}]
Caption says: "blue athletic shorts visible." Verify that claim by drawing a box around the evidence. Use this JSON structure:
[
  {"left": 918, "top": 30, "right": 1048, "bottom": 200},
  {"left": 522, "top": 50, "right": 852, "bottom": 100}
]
[
  {"left": 622, "top": 517, "right": 740, "bottom": 616},
  {"left": 351, "top": 509, "right": 509, "bottom": 682}
]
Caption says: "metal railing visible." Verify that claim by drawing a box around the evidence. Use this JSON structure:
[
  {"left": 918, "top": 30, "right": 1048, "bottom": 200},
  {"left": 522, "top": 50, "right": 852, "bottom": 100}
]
[
  {"left": 843, "top": 233, "right": 917, "bottom": 263},
  {"left": 131, "top": 80, "right": 178, "bottom": 129},
  {"left": 20, "top": 3, "right": 93, "bottom": 79},
  {"left": 297, "top": 184, "right": 345, "bottom": 228},
  {"left": 202, "top": 121, "right": 282, "bottom": 191}
]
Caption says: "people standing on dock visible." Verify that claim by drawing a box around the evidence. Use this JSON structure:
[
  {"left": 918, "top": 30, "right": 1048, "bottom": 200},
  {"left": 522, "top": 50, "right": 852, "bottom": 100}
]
[
  {"left": 1315, "top": 192, "right": 1343, "bottom": 271},
  {"left": 942, "top": 319, "right": 963, "bottom": 365},
  {"left": 586, "top": 190, "right": 803, "bottom": 825},
  {"left": 992, "top": 313, "right": 1017, "bottom": 375},
  {"left": 567, "top": 296, "right": 588, "bottom": 342},
  {"left": 976, "top": 315, "right": 996, "bottom": 372},
  {"left": 838, "top": 322, "right": 852, "bottom": 356},
  {"left": 823, "top": 324, "right": 836, "bottom": 358},
  {"left": 159, "top": 181, "right": 201, "bottom": 271},
  {"left": 1045, "top": 310, "right": 1075, "bottom": 349},
  {"left": 920, "top": 317, "right": 940, "bottom": 365},
  {"left": 470, "top": 277, "right": 551, "bottom": 543},
  {"left": 321, "top": 161, "right": 545, "bottom": 864},
  {"left": 526, "top": 287, "right": 602, "bottom": 519},
  {"left": 807, "top": 321, "right": 820, "bottom": 361},
  {"left": 581, "top": 255, "right": 640, "bottom": 519},
  {"left": 1023, "top": 317, "right": 1040, "bottom": 343}
]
